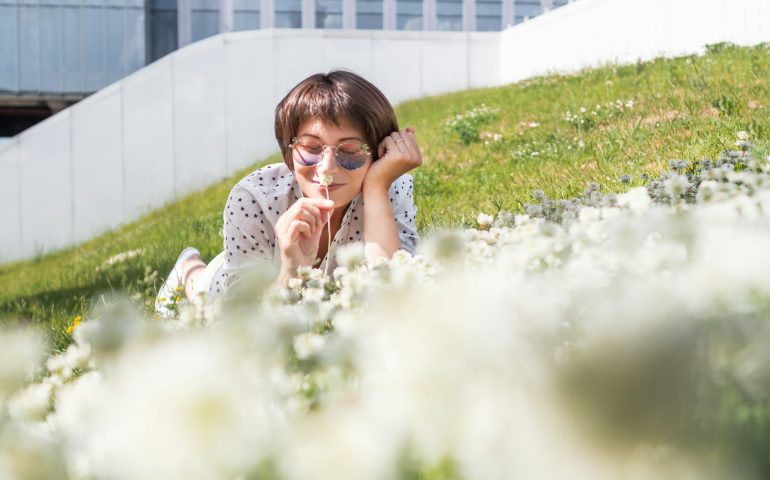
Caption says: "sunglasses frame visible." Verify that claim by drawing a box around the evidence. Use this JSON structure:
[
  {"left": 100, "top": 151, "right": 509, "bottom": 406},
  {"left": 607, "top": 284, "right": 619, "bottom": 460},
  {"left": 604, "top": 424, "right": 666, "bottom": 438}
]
[{"left": 289, "top": 136, "right": 372, "bottom": 171}]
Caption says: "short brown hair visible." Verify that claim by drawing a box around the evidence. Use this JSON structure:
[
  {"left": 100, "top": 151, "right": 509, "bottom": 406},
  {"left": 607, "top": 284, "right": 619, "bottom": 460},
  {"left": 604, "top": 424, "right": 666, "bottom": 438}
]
[{"left": 274, "top": 70, "right": 399, "bottom": 170}]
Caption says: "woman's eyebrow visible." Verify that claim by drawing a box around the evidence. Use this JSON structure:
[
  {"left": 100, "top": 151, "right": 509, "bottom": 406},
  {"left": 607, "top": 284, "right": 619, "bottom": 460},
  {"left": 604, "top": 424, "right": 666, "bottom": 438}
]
[{"left": 298, "top": 133, "right": 365, "bottom": 143}]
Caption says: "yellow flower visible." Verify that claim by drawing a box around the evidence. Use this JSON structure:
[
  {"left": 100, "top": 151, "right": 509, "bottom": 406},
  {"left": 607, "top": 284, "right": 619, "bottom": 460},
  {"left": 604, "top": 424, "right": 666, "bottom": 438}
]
[
  {"left": 158, "top": 296, "right": 166, "bottom": 303},
  {"left": 175, "top": 285, "right": 184, "bottom": 292},
  {"left": 66, "top": 315, "right": 82, "bottom": 335},
  {"left": 175, "top": 296, "right": 181, "bottom": 303}
]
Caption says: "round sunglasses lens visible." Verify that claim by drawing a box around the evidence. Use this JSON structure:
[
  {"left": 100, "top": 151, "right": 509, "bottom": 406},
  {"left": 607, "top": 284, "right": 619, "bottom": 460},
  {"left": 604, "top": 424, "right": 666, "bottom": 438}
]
[
  {"left": 336, "top": 152, "right": 367, "bottom": 170},
  {"left": 293, "top": 145, "right": 321, "bottom": 166}
]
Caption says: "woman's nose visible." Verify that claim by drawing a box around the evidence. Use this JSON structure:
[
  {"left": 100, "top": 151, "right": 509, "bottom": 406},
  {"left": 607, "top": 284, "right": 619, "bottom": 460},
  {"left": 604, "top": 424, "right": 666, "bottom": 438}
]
[{"left": 316, "top": 146, "right": 339, "bottom": 174}]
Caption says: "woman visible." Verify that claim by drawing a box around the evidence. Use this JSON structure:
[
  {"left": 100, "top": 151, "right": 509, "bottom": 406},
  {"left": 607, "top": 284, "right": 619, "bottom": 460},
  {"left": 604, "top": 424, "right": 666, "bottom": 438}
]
[{"left": 155, "top": 70, "right": 422, "bottom": 315}]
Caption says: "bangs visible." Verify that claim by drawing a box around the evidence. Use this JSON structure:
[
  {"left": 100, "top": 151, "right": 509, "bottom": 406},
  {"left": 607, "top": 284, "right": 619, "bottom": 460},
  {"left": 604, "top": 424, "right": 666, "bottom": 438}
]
[{"left": 291, "top": 79, "right": 365, "bottom": 135}]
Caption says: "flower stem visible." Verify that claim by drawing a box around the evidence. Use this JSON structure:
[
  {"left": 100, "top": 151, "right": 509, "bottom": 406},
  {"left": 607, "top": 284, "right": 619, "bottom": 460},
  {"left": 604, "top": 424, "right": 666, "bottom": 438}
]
[{"left": 323, "top": 187, "right": 332, "bottom": 280}]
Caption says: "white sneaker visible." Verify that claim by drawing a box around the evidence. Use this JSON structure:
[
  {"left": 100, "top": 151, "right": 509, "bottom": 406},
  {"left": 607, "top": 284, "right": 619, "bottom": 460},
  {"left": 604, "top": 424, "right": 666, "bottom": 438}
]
[{"left": 155, "top": 247, "right": 201, "bottom": 318}]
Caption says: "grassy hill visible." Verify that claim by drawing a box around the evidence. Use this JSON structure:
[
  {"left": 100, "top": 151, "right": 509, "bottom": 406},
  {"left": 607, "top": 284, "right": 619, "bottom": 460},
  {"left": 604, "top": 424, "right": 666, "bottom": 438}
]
[{"left": 1, "top": 42, "right": 768, "bottom": 353}]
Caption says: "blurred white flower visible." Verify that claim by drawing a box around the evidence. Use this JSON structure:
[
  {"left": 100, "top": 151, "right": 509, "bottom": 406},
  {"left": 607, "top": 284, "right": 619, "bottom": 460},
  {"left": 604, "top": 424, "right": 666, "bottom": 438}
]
[
  {"left": 335, "top": 242, "right": 366, "bottom": 269},
  {"left": 7, "top": 382, "right": 53, "bottom": 422},
  {"left": 0, "top": 329, "right": 43, "bottom": 399},
  {"left": 293, "top": 332, "right": 327, "bottom": 360},
  {"left": 476, "top": 213, "right": 494, "bottom": 230},
  {"left": 81, "top": 332, "right": 274, "bottom": 480},
  {"left": 663, "top": 174, "right": 691, "bottom": 198}
]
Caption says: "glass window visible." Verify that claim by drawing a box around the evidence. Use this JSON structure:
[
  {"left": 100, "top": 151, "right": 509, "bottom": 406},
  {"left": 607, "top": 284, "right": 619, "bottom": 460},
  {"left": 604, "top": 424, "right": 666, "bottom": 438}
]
[
  {"left": 476, "top": 0, "right": 500, "bottom": 31},
  {"left": 514, "top": 0, "right": 540, "bottom": 23},
  {"left": 234, "top": 11, "right": 260, "bottom": 29},
  {"left": 19, "top": 5, "right": 40, "bottom": 92},
  {"left": 0, "top": 5, "right": 17, "bottom": 91},
  {"left": 356, "top": 0, "right": 382, "bottom": 29},
  {"left": 105, "top": 6, "right": 126, "bottom": 84},
  {"left": 149, "top": 0, "right": 177, "bottom": 61},
  {"left": 436, "top": 0, "right": 461, "bottom": 31},
  {"left": 125, "top": 7, "right": 146, "bottom": 74},
  {"left": 192, "top": 11, "right": 219, "bottom": 41},
  {"left": 39, "top": 5, "right": 60, "bottom": 92},
  {"left": 275, "top": 0, "right": 301, "bottom": 27},
  {"left": 317, "top": 0, "right": 342, "bottom": 28},
  {"left": 233, "top": 0, "right": 260, "bottom": 30},
  {"left": 397, "top": 0, "right": 421, "bottom": 30},
  {"left": 191, "top": 0, "right": 219, "bottom": 41},
  {"left": 61, "top": 5, "right": 82, "bottom": 92},
  {"left": 83, "top": 6, "right": 104, "bottom": 91}
]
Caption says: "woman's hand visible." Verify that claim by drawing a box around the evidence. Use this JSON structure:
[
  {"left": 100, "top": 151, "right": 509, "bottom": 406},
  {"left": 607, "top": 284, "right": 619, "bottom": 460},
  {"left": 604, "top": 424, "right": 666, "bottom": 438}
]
[
  {"left": 275, "top": 197, "right": 335, "bottom": 271},
  {"left": 364, "top": 127, "right": 422, "bottom": 193}
]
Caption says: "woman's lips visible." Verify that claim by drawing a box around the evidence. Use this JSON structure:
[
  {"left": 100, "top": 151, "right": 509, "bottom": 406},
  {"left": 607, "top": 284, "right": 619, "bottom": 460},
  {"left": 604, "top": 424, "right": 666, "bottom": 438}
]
[{"left": 314, "top": 182, "right": 344, "bottom": 191}]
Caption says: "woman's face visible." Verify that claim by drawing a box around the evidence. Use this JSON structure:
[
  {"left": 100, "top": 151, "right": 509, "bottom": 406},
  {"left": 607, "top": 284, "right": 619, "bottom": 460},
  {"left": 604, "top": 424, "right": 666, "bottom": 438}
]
[{"left": 291, "top": 117, "right": 372, "bottom": 209}]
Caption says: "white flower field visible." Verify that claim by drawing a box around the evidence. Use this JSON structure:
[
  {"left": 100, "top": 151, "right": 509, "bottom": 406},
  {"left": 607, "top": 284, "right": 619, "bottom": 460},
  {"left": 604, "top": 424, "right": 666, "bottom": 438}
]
[{"left": 2, "top": 134, "right": 770, "bottom": 479}]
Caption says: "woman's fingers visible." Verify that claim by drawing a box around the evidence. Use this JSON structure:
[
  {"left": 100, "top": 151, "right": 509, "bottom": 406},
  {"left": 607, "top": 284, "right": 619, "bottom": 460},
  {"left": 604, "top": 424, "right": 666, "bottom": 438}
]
[
  {"left": 288, "top": 219, "right": 312, "bottom": 241},
  {"left": 296, "top": 205, "right": 322, "bottom": 233}
]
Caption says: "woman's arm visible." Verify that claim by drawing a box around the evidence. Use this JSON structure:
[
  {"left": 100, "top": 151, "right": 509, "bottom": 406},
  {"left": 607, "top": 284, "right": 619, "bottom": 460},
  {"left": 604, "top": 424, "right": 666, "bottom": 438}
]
[
  {"left": 362, "top": 128, "right": 422, "bottom": 264},
  {"left": 362, "top": 183, "right": 401, "bottom": 261}
]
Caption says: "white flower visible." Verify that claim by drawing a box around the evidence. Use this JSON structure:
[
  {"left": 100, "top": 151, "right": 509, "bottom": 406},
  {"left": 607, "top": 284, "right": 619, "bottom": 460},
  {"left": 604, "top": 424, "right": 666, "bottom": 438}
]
[
  {"left": 737, "top": 130, "right": 749, "bottom": 141},
  {"left": 335, "top": 242, "right": 366, "bottom": 269},
  {"left": 477, "top": 213, "right": 494, "bottom": 230},
  {"left": 80, "top": 333, "right": 272, "bottom": 480},
  {"left": 7, "top": 382, "right": 53, "bottom": 422},
  {"left": 293, "top": 332, "right": 327, "bottom": 360},
  {"left": 319, "top": 173, "right": 334, "bottom": 186},
  {"left": 97, "top": 249, "right": 144, "bottom": 271},
  {"left": 664, "top": 174, "right": 691, "bottom": 198},
  {"left": 0, "top": 329, "right": 43, "bottom": 398},
  {"left": 616, "top": 187, "right": 652, "bottom": 213}
]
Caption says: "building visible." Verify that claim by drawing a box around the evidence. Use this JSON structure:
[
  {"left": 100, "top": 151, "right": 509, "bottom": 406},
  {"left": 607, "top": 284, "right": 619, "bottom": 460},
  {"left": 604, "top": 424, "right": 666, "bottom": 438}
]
[{"left": 0, "top": 0, "right": 569, "bottom": 137}]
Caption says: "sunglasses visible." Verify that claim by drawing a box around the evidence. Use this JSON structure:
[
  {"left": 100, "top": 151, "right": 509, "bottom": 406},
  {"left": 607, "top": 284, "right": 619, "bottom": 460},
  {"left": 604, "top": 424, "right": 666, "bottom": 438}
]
[{"left": 289, "top": 136, "right": 371, "bottom": 171}]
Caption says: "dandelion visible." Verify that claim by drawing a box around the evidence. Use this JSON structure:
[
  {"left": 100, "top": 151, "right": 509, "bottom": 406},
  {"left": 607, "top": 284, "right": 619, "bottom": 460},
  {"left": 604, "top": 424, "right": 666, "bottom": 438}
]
[{"left": 66, "top": 315, "right": 83, "bottom": 335}]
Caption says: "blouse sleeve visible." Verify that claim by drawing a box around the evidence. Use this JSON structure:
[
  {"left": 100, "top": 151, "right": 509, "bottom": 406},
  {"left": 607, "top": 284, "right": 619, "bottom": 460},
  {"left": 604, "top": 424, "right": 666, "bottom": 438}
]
[
  {"left": 211, "top": 186, "right": 276, "bottom": 296},
  {"left": 389, "top": 174, "right": 419, "bottom": 255}
]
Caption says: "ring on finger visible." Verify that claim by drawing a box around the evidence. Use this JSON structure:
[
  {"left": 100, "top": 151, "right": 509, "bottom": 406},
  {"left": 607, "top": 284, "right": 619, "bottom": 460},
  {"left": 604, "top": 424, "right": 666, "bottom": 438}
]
[{"left": 395, "top": 138, "right": 405, "bottom": 144}]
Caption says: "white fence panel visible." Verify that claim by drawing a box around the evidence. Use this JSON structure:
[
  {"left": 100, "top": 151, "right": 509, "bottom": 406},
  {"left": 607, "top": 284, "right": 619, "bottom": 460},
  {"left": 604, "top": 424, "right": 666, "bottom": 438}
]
[
  {"left": 71, "top": 85, "right": 124, "bottom": 245},
  {"left": 272, "top": 31, "right": 328, "bottom": 103},
  {"left": 0, "top": 140, "right": 21, "bottom": 262},
  {"left": 469, "top": 33, "right": 501, "bottom": 89},
  {"left": 18, "top": 111, "right": 72, "bottom": 259},
  {"left": 224, "top": 31, "right": 278, "bottom": 176},
  {"left": 172, "top": 36, "right": 229, "bottom": 197},
  {"left": 499, "top": 0, "right": 770, "bottom": 84},
  {"left": 420, "top": 32, "right": 471, "bottom": 97},
  {"left": 122, "top": 57, "right": 175, "bottom": 221},
  {"left": 371, "top": 32, "right": 424, "bottom": 104},
  {"left": 321, "top": 30, "right": 376, "bottom": 79}
]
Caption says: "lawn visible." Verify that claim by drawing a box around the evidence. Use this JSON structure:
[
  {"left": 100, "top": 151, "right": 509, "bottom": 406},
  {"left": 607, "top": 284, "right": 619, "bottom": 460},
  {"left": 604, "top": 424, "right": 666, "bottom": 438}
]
[{"left": 1, "top": 42, "right": 768, "bottom": 354}]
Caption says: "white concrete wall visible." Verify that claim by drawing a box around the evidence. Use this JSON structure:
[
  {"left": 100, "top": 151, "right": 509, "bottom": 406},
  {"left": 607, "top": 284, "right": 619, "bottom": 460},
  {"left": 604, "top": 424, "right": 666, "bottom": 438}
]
[
  {"left": 499, "top": 0, "right": 770, "bottom": 83},
  {"left": 0, "top": 29, "right": 499, "bottom": 264}
]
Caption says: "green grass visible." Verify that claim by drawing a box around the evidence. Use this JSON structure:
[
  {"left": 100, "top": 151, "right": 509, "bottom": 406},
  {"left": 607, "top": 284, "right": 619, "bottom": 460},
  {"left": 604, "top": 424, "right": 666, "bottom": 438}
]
[{"left": 1, "top": 42, "right": 769, "bottom": 353}]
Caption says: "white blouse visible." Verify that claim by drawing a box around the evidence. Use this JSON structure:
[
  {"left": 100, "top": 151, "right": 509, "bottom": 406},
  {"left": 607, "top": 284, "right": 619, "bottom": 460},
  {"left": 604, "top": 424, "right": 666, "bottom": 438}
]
[{"left": 206, "top": 162, "right": 419, "bottom": 296}]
